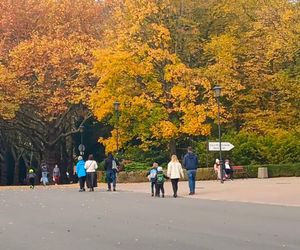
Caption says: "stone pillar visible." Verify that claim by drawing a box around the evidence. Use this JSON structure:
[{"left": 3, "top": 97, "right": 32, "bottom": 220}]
[{"left": 258, "top": 167, "right": 268, "bottom": 179}]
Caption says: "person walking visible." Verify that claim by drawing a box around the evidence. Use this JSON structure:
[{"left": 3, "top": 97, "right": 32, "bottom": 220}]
[
  {"left": 156, "top": 166, "right": 168, "bottom": 198},
  {"left": 183, "top": 147, "right": 199, "bottom": 195},
  {"left": 75, "top": 156, "right": 86, "bottom": 192},
  {"left": 27, "top": 168, "right": 36, "bottom": 189},
  {"left": 167, "top": 155, "right": 184, "bottom": 198},
  {"left": 104, "top": 153, "right": 119, "bottom": 191},
  {"left": 147, "top": 163, "right": 158, "bottom": 197},
  {"left": 214, "top": 159, "right": 225, "bottom": 181},
  {"left": 52, "top": 164, "right": 60, "bottom": 185},
  {"left": 84, "top": 154, "right": 98, "bottom": 192},
  {"left": 40, "top": 162, "right": 49, "bottom": 186}
]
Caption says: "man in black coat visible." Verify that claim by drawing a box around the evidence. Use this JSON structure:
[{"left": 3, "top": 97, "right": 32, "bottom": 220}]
[{"left": 104, "top": 153, "right": 119, "bottom": 191}]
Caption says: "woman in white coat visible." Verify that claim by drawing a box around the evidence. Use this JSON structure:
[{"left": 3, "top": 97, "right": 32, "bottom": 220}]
[
  {"left": 85, "top": 154, "right": 98, "bottom": 192},
  {"left": 167, "top": 155, "right": 184, "bottom": 198}
]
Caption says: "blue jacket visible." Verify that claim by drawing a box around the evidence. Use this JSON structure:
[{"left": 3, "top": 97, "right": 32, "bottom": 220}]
[
  {"left": 183, "top": 152, "right": 199, "bottom": 170},
  {"left": 76, "top": 160, "right": 86, "bottom": 177}
]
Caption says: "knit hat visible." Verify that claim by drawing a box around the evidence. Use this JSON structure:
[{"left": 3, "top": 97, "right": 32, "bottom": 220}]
[{"left": 157, "top": 166, "right": 163, "bottom": 172}]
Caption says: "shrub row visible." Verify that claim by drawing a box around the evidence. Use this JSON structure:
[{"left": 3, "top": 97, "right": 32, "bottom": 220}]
[{"left": 97, "top": 163, "right": 300, "bottom": 183}]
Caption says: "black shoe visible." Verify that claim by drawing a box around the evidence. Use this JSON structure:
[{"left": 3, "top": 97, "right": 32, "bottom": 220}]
[
  {"left": 92, "top": 188, "right": 94, "bottom": 192},
  {"left": 151, "top": 193, "right": 154, "bottom": 197},
  {"left": 162, "top": 194, "right": 165, "bottom": 198},
  {"left": 113, "top": 188, "right": 116, "bottom": 192},
  {"left": 83, "top": 188, "right": 86, "bottom": 191},
  {"left": 174, "top": 194, "right": 177, "bottom": 198}
]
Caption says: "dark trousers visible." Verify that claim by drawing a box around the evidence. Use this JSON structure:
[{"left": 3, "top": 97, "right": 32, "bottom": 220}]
[
  {"left": 156, "top": 183, "right": 165, "bottom": 197},
  {"left": 171, "top": 178, "right": 179, "bottom": 196},
  {"left": 79, "top": 176, "right": 86, "bottom": 190},
  {"left": 87, "top": 172, "right": 97, "bottom": 190},
  {"left": 29, "top": 178, "right": 35, "bottom": 187},
  {"left": 151, "top": 181, "right": 157, "bottom": 195},
  {"left": 106, "top": 170, "right": 117, "bottom": 190},
  {"left": 225, "top": 169, "right": 233, "bottom": 179}
]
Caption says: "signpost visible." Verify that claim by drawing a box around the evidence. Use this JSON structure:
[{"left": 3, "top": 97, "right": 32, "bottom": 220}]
[
  {"left": 208, "top": 142, "right": 234, "bottom": 151},
  {"left": 78, "top": 144, "right": 85, "bottom": 155}
]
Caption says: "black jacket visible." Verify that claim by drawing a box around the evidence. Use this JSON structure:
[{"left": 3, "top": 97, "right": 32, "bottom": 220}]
[{"left": 104, "top": 156, "right": 119, "bottom": 171}]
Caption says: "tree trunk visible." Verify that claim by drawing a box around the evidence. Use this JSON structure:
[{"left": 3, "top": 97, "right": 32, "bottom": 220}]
[
  {"left": 169, "top": 139, "right": 177, "bottom": 156},
  {"left": 0, "top": 159, "right": 7, "bottom": 185},
  {"left": 60, "top": 138, "right": 68, "bottom": 183},
  {"left": 13, "top": 161, "right": 20, "bottom": 185}
]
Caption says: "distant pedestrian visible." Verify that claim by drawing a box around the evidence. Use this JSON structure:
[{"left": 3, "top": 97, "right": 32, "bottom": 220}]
[
  {"left": 183, "top": 147, "right": 199, "bottom": 195},
  {"left": 147, "top": 163, "right": 158, "bottom": 196},
  {"left": 167, "top": 155, "right": 184, "bottom": 198},
  {"left": 40, "top": 163, "right": 49, "bottom": 186},
  {"left": 76, "top": 156, "right": 86, "bottom": 192},
  {"left": 85, "top": 154, "right": 98, "bottom": 192},
  {"left": 224, "top": 159, "right": 233, "bottom": 180},
  {"left": 156, "top": 166, "right": 168, "bottom": 198},
  {"left": 52, "top": 164, "right": 60, "bottom": 185},
  {"left": 27, "top": 168, "right": 36, "bottom": 189},
  {"left": 214, "top": 159, "right": 225, "bottom": 181},
  {"left": 104, "top": 153, "right": 119, "bottom": 191}
]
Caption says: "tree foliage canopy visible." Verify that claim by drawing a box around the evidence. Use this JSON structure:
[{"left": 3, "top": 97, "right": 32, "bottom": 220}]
[{"left": 0, "top": 0, "right": 299, "bottom": 183}]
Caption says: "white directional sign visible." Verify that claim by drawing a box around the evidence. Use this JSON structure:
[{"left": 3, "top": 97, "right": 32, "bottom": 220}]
[{"left": 208, "top": 142, "right": 234, "bottom": 151}]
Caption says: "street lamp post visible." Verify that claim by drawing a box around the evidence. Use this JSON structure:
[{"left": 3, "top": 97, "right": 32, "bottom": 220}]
[
  {"left": 113, "top": 101, "right": 120, "bottom": 154},
  {"left": 79, "top": 125, "right": 84, "bottom": 156},
  {"left": 213, "top": 85, "right": 224, "bottom": 184}
]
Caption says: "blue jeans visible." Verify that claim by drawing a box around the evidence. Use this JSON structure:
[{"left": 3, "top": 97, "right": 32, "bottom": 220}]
[
  {"left": 187, "top": 170, "right": 197, "bottom": 193},
  {"left": 106, "top": 170, "right": 116, "bottom": 190}
]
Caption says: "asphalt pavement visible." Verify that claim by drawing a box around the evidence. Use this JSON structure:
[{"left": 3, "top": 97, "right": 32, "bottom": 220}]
[{"left": 0, "top": 186, "right": 299, "bottom": 250}]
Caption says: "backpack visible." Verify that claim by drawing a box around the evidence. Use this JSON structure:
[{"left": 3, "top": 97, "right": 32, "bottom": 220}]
[
  {"left": 156, "top": 172, "right": 165, "bottom": 184},
  {"left": 149, "top": 169, "right": 157, "bottom": 181},
  {"left": 112, "top": 159, "right": 119, "bottom": 172}
]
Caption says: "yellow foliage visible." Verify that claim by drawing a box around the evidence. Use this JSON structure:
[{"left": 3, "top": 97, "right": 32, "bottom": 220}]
[{"left": 151, "top": 121, "right": 179, "bottom": 140}]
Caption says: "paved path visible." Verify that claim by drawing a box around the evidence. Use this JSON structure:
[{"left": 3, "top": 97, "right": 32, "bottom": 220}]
[
  {"left": 117, "top": 177, "right": 300, "bottom": 207},
  {"left": 0, "top": 179, "right": 299, "bottom": 250}
]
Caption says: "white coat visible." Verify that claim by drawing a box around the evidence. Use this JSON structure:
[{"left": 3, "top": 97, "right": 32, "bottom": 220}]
[{"left": 167, "top": 161, "right": 184, "bottom": 179}]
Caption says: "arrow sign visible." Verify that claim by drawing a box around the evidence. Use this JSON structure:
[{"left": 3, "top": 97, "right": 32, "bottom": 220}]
[
  {"left": 78, "top": 144, "right": 85, "bottom": 152},
  {"left": 208, "top": 142, "right": 234, "bottom": 151}
]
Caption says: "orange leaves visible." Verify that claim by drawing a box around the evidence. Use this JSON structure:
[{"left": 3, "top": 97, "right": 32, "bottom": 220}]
[
  {"left": 151, "top": 121, "right": 179, "bottom": 140},
  {"left": 5, "top": 34, "right": 98, "bottom": 118},
  {"left": 89, "top": 0, "right": 221, "bottom": 152}
]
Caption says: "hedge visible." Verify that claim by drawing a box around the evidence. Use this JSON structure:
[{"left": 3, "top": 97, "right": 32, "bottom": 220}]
[{"left": 97, "top": 163, "right": 300, "bottom": 183}]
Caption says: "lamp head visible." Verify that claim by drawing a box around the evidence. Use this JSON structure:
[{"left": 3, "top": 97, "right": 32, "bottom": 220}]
[
  {"left": 79, "top": 125, "right": 84, "bottom": 133},
  {"left": 213, "top": 85, "right": 222, "bottom": 98},
  {"left": 114, "top": 101, "right": 120, "bottom": 111}
]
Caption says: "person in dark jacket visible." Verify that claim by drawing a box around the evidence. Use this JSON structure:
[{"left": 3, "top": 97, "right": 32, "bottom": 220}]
[
  {"left": 104, "top": 153, "right": 119, "bottom": 191},
  {"left": 183, "top": 147, "right": 199, "bottom": 195},
  {"left": 27, "top": 168, "right": 36, "bottom": 189}
]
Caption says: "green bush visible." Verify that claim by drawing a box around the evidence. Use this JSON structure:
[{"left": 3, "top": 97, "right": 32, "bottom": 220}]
[
  {"left": 221, "top": 131, "right": 300, "bottom": 165},
  {"left": 245, "top": 163, "right": 300, "bottom": 178},
  {"left": 122, "top": 145, "right": 169, "bottom": 166},
  {"left": 124, "top": 162, "right": 150, "bottom": 172}
]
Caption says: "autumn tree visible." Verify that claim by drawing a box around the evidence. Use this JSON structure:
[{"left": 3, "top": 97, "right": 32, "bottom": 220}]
[
  {"left": 90, "top": 0, "right": 235, "bottom": 154},
  {"left": 0, "top": 0, "right": 106, "bottom": 181}
]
